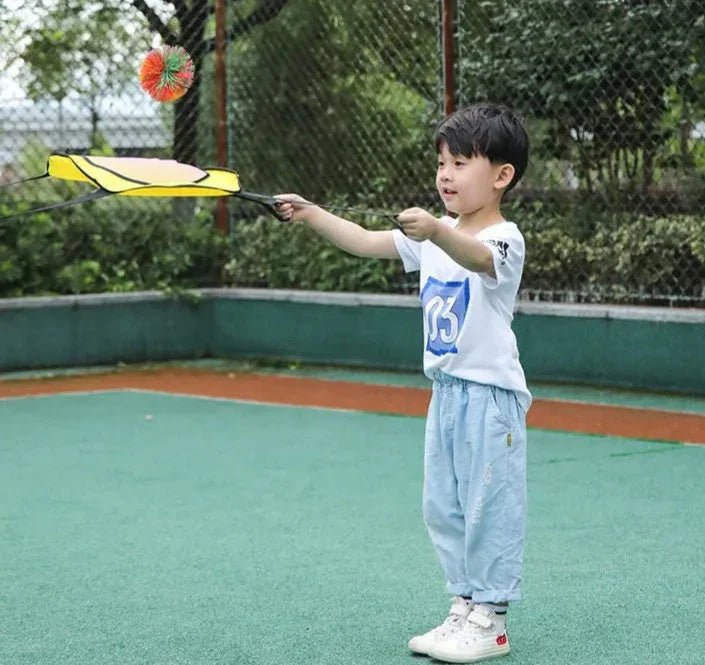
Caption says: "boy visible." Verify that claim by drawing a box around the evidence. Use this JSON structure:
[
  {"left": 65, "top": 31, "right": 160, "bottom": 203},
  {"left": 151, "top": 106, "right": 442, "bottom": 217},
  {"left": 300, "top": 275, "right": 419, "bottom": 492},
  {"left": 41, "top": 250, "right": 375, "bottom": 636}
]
[{"left": 276, "top": 103, "right": 530, "bottom": 663}]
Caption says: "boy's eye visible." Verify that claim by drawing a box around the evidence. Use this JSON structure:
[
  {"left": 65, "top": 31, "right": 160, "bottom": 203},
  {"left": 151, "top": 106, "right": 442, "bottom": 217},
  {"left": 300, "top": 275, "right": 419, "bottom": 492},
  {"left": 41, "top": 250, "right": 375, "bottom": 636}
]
[{"left": 454, "top": 160, "right": 465, "bottom": 167}]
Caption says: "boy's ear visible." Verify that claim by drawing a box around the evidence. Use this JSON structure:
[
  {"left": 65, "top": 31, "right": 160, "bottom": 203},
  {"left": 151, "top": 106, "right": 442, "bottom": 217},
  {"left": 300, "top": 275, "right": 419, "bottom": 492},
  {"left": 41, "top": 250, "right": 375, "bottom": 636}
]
[{"left": 494, "top": 163, "right": 515, "bottom": 191}]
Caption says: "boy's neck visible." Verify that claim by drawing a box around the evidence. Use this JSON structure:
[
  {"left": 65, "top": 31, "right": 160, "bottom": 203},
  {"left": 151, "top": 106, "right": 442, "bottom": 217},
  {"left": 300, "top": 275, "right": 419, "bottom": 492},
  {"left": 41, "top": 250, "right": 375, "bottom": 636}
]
[{"left": 455, "top": 203, "right": 505, "bottom": 234}]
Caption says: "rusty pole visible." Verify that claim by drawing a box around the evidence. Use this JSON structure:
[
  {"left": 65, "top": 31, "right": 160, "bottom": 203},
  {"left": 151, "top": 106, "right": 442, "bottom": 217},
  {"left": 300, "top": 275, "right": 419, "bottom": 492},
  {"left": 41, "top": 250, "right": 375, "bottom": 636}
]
[
  {"left": 214, "top": 0, "right": 229, "bottom": 234},
  {"left": 441, "top": 0, "right": 456, "bottom": 117}
]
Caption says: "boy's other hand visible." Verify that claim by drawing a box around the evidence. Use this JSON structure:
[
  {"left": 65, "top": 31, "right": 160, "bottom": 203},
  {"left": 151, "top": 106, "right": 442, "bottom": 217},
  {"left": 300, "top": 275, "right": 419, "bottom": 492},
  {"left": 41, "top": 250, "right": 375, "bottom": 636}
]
[
  {"left": 396, "top": 208, "right": 441, "bottom": 241},
  {"left": 274, "top": 194, "right": 315, "bottom": 222}
]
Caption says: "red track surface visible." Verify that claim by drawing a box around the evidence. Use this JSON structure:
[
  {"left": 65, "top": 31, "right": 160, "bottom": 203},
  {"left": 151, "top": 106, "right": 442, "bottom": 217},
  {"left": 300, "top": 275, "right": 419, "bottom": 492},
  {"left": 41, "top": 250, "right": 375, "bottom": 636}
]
[{"left": 1, "top": 369, "right": 703, "bottom": 444}]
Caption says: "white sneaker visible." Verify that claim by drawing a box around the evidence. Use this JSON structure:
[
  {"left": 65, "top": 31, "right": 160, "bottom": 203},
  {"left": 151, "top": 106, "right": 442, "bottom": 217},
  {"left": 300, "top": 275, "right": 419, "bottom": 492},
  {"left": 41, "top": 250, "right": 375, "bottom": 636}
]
[
  {"left": 427, "top": 604, "right": 510, "bottom": 663},
  {"left": 408, "top": 596, "right": 474, "bottom": 656}
]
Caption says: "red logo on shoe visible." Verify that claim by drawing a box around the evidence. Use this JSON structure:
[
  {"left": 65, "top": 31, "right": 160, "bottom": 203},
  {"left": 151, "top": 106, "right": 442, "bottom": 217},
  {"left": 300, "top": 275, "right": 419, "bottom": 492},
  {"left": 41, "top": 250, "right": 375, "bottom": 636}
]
[{"left": 496, "top": 634, "right": 508, "bottom": 646}]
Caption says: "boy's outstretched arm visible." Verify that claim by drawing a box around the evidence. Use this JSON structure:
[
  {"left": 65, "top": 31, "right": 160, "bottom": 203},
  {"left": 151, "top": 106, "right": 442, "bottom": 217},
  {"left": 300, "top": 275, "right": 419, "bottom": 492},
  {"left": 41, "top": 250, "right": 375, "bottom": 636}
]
[
  {"left": 275, "top": 194, "right": 399, "bottom": 260},
  {"left": 397, "top": 207, "right": 495, "bottom": 278}
]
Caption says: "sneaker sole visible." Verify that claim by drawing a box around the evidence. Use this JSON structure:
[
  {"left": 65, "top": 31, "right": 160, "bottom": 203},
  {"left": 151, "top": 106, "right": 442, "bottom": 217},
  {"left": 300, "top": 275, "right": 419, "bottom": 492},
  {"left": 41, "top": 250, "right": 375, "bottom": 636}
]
[
  {"left": 427, "top": 644, "right": 510, "bottom": 663},
  {"left": 408, "top": 638, "right": 432, "bottom": 656}
]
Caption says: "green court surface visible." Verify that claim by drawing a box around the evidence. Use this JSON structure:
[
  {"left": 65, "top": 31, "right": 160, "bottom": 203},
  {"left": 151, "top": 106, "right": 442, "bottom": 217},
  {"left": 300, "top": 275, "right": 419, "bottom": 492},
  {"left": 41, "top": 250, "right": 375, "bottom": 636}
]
[{"left": 1, "top": 390, "right": 704, "bottom": 665}]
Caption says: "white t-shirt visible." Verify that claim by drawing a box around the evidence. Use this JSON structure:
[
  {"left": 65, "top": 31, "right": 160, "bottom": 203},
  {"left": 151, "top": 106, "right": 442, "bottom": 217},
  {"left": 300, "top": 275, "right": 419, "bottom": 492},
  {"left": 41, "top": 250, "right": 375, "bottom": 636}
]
[{"left": 393, "top": 217, "right": 531, "bottom": 411}]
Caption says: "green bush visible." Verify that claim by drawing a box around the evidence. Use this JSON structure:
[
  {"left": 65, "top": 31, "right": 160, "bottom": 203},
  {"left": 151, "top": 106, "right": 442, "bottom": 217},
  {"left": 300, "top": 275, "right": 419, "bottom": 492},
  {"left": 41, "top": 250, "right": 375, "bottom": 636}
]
[
  {"left": 0, "top": 198, "right": 228, "bottom": 297},
  {"left": 225, "top": 216, "right": 412, "bottom": 293},
  {"left": 1, "top": 196, "right": 703, "bottom": 307},
  {"left": 520, "top": 207, "right": 705, "bottom": 304},
  {"left": 586, "top": 215, "right": 705, "bottom": 303}
]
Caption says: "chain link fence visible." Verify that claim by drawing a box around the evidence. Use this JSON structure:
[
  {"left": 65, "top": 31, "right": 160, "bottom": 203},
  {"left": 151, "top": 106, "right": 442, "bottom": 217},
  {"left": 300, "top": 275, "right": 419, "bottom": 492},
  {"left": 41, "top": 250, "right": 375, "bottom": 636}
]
[
  {"left": 0, "top": 0, "right": 704, "bottom": 306},
  {"left": 457, "top": 0, "right": 705, "bottom": 307}
]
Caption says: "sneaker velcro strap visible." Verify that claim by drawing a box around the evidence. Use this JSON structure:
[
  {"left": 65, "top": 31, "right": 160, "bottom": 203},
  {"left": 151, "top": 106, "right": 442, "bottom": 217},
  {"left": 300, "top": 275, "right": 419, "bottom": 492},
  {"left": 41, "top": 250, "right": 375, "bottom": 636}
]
[{"left": 467, "top": 610, "right": 493, "bottom": 629}]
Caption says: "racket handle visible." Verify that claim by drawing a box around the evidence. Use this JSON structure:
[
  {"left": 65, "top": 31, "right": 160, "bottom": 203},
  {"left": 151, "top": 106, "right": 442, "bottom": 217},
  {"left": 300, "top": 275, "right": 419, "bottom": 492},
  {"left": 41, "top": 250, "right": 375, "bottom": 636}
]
[{"left": 235, "top": 191, "right": 288, "bottom": 222}]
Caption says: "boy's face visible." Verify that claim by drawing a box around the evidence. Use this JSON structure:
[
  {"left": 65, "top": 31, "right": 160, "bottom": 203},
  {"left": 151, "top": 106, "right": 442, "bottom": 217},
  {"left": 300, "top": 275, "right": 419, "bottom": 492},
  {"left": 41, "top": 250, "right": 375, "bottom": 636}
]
[{"left": 435, "top": 142, "right": 510, "bottom": 216}]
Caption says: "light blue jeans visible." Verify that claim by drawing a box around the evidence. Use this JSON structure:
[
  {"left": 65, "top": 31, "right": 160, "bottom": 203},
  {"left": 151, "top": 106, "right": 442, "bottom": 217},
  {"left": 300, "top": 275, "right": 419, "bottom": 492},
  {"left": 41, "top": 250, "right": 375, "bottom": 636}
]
[{"left": 423, "top": 372, "right": 527, "bottom": 603}]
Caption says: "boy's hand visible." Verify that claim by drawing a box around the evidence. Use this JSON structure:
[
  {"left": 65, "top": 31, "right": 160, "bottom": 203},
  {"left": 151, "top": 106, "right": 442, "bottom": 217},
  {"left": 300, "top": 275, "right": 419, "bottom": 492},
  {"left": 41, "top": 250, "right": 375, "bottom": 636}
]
[
  {"left": 396, "top": 208, "right": 441, "bottom": 241},
  {"left": 274, "top": 193, "right": 317, "bottom": 222}
]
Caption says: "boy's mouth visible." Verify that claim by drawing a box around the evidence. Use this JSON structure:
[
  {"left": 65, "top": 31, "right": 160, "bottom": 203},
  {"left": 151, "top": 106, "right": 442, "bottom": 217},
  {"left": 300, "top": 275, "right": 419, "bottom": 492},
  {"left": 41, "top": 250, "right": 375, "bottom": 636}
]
[{"left": 441, "top": 187, "right": 457, "bottom": 198}]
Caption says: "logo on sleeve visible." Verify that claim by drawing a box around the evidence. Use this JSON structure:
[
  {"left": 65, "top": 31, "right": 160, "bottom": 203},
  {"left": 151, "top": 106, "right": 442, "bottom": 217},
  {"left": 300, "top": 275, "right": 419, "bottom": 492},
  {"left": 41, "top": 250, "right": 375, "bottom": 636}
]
[
  {"left": 420, "top": 277, "right": 470, "bottom": 356},
  {"left": 484, "top": 239, "right": 509, "bottom": 264}
]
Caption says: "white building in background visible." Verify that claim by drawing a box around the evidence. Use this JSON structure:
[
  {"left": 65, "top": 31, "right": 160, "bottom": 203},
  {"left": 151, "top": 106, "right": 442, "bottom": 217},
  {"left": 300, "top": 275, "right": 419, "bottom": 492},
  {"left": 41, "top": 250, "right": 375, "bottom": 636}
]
[{"left": 0, "top": 96, "right": 171, "bottom": 180}]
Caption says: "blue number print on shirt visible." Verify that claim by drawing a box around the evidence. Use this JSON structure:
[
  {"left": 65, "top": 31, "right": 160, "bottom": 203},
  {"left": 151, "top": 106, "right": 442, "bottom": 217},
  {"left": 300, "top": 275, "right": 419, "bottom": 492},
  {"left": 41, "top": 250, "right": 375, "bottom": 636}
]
[{"left": 420, "top": 276, "right": 470, "bottom": 356}]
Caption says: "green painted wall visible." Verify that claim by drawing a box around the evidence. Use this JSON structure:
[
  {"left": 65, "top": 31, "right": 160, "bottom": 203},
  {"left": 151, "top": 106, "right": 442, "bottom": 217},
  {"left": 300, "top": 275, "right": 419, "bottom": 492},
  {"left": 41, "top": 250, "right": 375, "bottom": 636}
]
[
  {"left": 1, "top": 291, "right": 703, "bottom": 395},
  {"left": 514, "top": 313, "right": 705, "bottom": 394},
  {"left": 211, "top": 298, "right": 420, "bottom": 370},
  {"left": 0, "top": 296, "right": 209, "bottom": 372}
]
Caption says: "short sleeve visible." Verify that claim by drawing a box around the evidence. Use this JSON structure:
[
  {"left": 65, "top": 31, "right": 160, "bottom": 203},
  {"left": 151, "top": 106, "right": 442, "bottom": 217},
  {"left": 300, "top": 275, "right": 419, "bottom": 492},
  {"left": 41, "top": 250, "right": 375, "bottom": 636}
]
[
  {"left": 392, "top": 228, "right": 422, "bottom": 273},
  {"left": 478, "top": 225, "right": 525, "bottom": 290}
]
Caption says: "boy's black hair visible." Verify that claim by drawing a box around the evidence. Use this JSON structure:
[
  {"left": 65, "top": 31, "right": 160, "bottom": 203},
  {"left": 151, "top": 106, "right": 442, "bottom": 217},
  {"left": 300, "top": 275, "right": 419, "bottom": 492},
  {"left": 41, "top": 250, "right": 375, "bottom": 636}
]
[{"left": 434, "top": 103, "right": 529, "bottom": 192}]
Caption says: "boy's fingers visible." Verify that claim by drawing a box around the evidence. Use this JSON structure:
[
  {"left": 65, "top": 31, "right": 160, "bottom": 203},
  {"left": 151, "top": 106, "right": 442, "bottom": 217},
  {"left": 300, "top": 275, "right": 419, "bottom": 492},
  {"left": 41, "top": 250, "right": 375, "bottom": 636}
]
[
  {"left": 397, "top": 207, "right": 427, "bottom": 223},
  {"left": 275, "top": 193, "right": 311, "bottom": 208},
  {"left": 274, "top": 193, "right": 302, "bottom": 207}
]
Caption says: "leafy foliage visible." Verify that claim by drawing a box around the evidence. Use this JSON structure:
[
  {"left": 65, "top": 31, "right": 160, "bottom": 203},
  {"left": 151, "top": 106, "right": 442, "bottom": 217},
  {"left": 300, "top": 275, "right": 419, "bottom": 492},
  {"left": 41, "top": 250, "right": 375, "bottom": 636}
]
[
  {"left": 519, "top": 205, "right": 705, "bottom": 305},
  {"left": 2, "top": 0, "right": 704, "bottom": 306},
  {"left": 0, "top": 196, "right": 703, "bottom": 306},
  {"left": 0, "top": 199, "right": 228, "bottom": 297},
  {"left": 3, "top": 0, "right": 291, "bottom": 163},
  {"left": 224, "top": 216, "right": 411, "bottom": 293},
  {"left": 19, "top": 3, "right": 134, "bottom": 103},
  {"left": 465, "top": 0, "right": 705, "bottom": 192},
  {"left": 227, "top": 0, "right": 438, "bottom": 205}
]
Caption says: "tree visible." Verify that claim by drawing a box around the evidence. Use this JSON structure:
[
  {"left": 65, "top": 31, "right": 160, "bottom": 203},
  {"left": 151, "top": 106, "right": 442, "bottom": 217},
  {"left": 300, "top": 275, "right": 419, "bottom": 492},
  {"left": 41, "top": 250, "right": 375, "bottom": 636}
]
[
  {"left": 6, "top": 0, "right": 291, "bottom": 164},
  {"left": 462, "top": 0, "right": 705, "bottom": 194},
  {"left": 4, "top": 0, "right": 442, "bottom": 211},
  {"left": 18, "top": 3, "right": 135, "bottom": 150},
  {"left": 226, "top": 0, "right": 439, "bottom": 206},
  {"left": 134, "top": 0, "right": 289, "bottom": 163}
]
